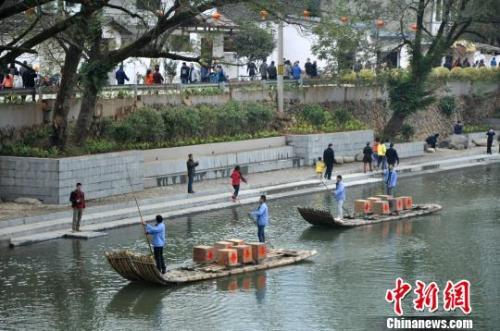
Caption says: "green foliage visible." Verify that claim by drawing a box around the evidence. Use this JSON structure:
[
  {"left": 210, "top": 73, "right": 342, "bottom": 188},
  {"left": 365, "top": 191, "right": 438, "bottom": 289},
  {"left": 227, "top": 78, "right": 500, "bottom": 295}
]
[
  {"left": 463, "top": 124, "right": 489, "bottom": 134},
  {"left": 111, "top": 108, "right": 165, "bottom": 143},
  {"left": 294, "top": 104, "right": 365, "bottom": 133},
  {"left": 387, "top": 74, "right": 435, "bottom": 116},
  {"left": 300, "top": 104, "right": 328, "bottom": 127},
  {"left": 230, "top": 23, "right": 275, "bottom": 61},
  {"left": 312, "top": 17, "right": 368, "bottom": 74},
  {"left": 438, "top": 96, "right": 456, "bottom": 117},
  {"left": 400, "top": 124, "right": 415, "bottom": 142},
  {"left": 182, "top": 87, "right": 223, "bottom": 97},
  {"left": 79, "top": 61, "right": 112, "bottom": 91}
]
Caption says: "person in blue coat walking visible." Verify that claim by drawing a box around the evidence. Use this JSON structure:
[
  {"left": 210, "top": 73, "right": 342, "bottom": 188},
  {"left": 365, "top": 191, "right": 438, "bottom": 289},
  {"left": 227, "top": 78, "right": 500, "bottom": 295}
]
[
  {"left": 334, "top": 175, "right": 346, "bottom": 219},
  {"left": 384, "top": 166, "right": 398, "bottom": 196},
  {"left": 141, "top": 215, "right": 166, "bottom": 274},
  {"left": 250, "top": 195, "right": 269, "bottom": 243}
]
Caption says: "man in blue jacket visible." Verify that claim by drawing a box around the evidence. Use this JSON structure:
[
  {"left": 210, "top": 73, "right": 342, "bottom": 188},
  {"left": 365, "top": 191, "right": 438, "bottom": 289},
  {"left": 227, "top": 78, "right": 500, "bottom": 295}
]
[
  {"left": 141, "top": 215, "right": 166, "bottom": 274},
  {"left": 384, "top": 166, "right": 398, "bottom": 196},
  {"left": 334, "top": 175, "right": 346, "bottom": 219},
  {"left": 250, "top": 195, "right": 269, "bottom": 243},
  {"left": 115, "top": 64, "right": 129, "bottom": 85}
]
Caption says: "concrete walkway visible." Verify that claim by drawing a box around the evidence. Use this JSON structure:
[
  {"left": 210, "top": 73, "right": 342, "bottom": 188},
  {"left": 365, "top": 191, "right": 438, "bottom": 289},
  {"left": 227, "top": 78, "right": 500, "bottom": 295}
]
[{"left": 1, "top": 147, "right": 499, "bottom": 248}]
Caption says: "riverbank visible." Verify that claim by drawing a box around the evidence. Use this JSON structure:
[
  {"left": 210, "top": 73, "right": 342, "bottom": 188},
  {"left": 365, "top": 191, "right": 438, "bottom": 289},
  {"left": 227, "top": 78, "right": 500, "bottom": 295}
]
[{"left": 1, "top": 146, "right": 499, "bottom": 248}]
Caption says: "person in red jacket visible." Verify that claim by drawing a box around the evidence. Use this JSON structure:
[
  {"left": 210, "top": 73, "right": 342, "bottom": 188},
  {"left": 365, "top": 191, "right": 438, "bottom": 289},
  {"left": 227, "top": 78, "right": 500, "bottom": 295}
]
[
  {"left": 69, "top": 183, "right": 86, "bottom": 232},
  {"left": 230, "top": 165, "right": 247, "bottom": 202}
]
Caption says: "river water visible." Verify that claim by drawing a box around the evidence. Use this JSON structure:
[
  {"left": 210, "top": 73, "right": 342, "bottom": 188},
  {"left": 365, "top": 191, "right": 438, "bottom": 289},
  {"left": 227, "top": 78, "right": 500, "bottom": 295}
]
[{"left": 1, "top": 164, "right": 499, "bottom": 331}]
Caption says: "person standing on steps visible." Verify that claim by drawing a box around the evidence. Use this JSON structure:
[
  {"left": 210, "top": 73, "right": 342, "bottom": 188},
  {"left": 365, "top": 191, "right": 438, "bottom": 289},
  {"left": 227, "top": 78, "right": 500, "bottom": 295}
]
[
  {"left": 384, "top": 166, "right": 398, "bottom": 196},
  {"left": 362, "top": 142, "right": 373, "bottom": 173},
  {"left": 334, "top": 175, "right": 346, "bottom": 220},
  {"left": 386, "top": 143, "right": 400, "bottom": 168},
  {"left": 377, "top": 139, "right": 388, "bottom": 170},
  {"left": 250, "top": 195, "right": 269, "bottom": 243},
  {"left": 186, "top": 154, "right": 199, "bottom": 194},
  {"left": 141, "top": 215, "right": 166, "bottom": 274},
  {"left": 315, "top": 157, "right": 326, "bottom": 178},
  {"left": 230, "top": 165, "right": 247, "bottom": 202},
  {"left": 486, "top": 128, "right": 496, "bottom": 154},
  {"left": 69, "top": 183, "right": 85, "bottom": 232},
  {"left": 323, "top": 143, "right": 336, "bottom": 180}
]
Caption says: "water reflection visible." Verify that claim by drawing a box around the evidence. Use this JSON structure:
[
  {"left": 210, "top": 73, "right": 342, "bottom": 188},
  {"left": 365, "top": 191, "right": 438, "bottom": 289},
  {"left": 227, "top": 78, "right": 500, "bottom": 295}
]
[
  {"left": 216, "top": 272, "right": 267, "bottom": 304},
  {"left": 107, "top": 283, "right": 171, "bottom": 317}
]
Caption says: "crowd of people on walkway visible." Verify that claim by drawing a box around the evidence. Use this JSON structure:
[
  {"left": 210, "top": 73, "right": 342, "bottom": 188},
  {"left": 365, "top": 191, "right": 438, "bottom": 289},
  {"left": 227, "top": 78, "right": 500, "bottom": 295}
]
[
  {"left": 442, "top": 55, "right": 497, "bottom": 70},
  {"left": 0, "top": 62, "right": 58, "bottom": 100},
  {"left": 116, "top": 62, "right": 230, "bottom": 86}
]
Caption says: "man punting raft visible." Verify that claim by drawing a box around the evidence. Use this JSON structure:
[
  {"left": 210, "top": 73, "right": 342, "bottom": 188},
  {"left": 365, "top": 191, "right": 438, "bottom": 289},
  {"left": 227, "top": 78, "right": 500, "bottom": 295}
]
[{"left": 106, "top": 196, "right": 316, "bottom": 286}]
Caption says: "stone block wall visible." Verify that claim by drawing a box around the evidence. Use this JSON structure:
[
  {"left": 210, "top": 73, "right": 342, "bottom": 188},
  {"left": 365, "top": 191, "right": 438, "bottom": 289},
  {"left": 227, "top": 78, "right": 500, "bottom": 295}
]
[
  {"left": 394, "top": 142, "right": 425, "bottom": 159},
  {"left": 0, "top": 151, "right": 143, "bottom": 204},
  {"left": 286, "top": 130, "right": 375, "bottom": 166}
]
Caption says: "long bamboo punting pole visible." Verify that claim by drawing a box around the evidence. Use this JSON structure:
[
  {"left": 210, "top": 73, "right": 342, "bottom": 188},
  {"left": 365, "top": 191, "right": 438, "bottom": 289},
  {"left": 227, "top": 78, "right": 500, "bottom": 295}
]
[{"left": 125, "top": 165, "right": 153, "bottom": 256}]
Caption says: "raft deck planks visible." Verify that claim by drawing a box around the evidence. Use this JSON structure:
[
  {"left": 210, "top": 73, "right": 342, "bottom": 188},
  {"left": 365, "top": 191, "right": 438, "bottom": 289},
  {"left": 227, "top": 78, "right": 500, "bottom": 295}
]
[
  {"left": 297, "top": 204, "right": 442, "bottom": 228},
  {"left": 106, "top": 249, "right": 317, "bottom": 285}
]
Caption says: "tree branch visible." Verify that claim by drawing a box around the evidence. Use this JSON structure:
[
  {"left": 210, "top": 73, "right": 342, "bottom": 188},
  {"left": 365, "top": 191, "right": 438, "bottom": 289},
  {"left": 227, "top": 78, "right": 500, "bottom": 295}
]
[
  {"left": 131, "top": 49, "right": 200, "bottom": 62},
  {"left": 104, "top": 3, "right": 148, "bottom": 29}
]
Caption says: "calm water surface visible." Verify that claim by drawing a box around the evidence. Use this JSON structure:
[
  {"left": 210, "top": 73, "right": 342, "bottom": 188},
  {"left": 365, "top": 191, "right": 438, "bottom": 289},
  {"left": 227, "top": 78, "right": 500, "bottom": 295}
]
[{"left": 1, "top": 164, "right": 499, "bottom": 331}]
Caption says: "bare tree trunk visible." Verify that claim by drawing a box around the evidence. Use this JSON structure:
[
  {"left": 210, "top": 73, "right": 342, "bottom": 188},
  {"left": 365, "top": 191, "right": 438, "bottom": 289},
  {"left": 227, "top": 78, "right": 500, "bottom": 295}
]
[
  {"left": 51, "top": 44, "right": 82, "bottom": 148},
  {"left": 72, "top": 26, "right": 105, "bottom": 145}
]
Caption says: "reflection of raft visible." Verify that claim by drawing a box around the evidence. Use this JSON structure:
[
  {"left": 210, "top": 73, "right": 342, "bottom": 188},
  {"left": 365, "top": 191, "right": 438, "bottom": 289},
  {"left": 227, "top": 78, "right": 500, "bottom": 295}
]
[
  {"left": 297, "top": 204, "right": 442, "bottom": 228},
  {"left": 106, "top": 249, "right": 317, "bottom": 286}
]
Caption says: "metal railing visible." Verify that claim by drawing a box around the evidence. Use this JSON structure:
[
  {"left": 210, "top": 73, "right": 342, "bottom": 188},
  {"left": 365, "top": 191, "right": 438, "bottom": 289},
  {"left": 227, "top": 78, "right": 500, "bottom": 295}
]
[{"left": 0, "top": 78, "right": 356, "bottom": 103}]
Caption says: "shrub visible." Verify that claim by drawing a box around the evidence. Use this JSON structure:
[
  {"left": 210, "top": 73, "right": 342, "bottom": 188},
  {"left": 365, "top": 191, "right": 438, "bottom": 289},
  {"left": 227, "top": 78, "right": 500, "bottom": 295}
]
[
  {"left": 430, "top": 67, "right": 450, "bottom": 81},
  {"left": 400, "top": 124, "right": 415, "bottom": 142},
  {"left": 112, "top": 108, "right": 165, "bottom": 143},
  {"left": 449, "top": 67, "right": 464, "bottom": 80},
  {"left": 300, "top": 104, "right": 327, "bottom": 127},
  {"left": 438, "top": 96, "right": 456, "bottom": 117},
  {"left": 243, "top": 102, "right": 274, "bottom": 132},
  {"left": 340, "top": 71, "right": 357, "bottom": 84},
  {"left": 358, "top": 69, "right": 375, "bottom": 83},
  {"left": 217, "top": 102, "right": 247, "bottom": 136},
  {"left": 333, "top": 107, "right": 350, "bottom": 124}
]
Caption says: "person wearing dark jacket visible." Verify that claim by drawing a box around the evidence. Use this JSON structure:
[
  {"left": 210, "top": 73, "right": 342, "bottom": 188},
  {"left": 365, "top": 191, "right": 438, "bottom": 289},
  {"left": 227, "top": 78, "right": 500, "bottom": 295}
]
[
  {"left": 180, "top": 62, "right": 190, "bottom": 84},
  {"left": 153, "top": 65, "right": 164, "bottom": 85},
  {"left": 305, "top": 58, "right": 314, "bottom": 78},
  {"left": 486, "top": 128, "right": 496, "bottom": 154},
  {"left": 426, "top": 134, "right": 439, "bottom": 149},
  {"left": 385, "top": 143, "right": 400, "bottom": 167},
  {"left": 362, "top": 142, "right": 373, "bottom": 173},
  {"left": 267, "top": 61, "right": 277, "bottom": 80},
  {"left": 453, "top": 121, "right": 463, "bottom": 134},
  {"left": 115, "top": 65, "right": 129, "bottom": 85},
  {"left": 323, "top": 143, "right": 336, "bottom": 180},
  {"left": 186, "top": 154, "right": 199, "bottom": 193},
  {"left": 69, "top": 183, "right": 85, "bottom": 232},
  {"left": 22, "top": 67, "right": 37, "bottom": 101}
]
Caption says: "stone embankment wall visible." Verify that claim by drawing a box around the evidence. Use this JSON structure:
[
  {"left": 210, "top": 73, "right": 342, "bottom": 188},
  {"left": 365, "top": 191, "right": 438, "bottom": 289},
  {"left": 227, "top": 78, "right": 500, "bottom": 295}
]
[{"left": 0, "top": 151, "right": 143, "bottom": 204}]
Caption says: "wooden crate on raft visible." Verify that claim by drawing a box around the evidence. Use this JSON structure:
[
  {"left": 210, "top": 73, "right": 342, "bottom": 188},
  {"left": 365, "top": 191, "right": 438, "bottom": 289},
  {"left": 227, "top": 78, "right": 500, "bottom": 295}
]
[
  {"left": 354, "top": 199, "right": 372, "bottom": 215},
  {"left": 248, "top": 242, "right": 267, "bottom": 262},
  {"left": 399, "top": 196, "right": 413, "bottom": 210},
  {"left": 234, "top": 245, "right": 253, "bottom": 264},
  {"left": 192, "top": 245, "right": 215, "bottom": 264},
  {"left": 372, "top": 200, "right": 390, "bottom": 215},
  {"left": 217, "top": 249, "right": 239, "bottom": 267}
]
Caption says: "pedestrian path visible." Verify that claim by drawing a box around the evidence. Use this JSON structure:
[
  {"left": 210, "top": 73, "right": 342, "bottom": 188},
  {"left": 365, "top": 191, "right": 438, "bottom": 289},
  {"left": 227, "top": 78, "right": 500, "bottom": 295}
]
[{"left": 1, "top": 148, "right": 498, "bottom": 247}]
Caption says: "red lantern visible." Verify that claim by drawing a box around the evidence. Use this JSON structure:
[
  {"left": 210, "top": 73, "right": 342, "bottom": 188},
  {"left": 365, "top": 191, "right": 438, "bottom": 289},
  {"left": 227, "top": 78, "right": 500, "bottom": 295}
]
[
  {"left": 259, "top": 10, "right": 268, "bottom": 20},
  {"left": 375, "top": 19, "right": 385, "bottom": 29},
  {"left": 303, "top": 10, "right": 311, "bottom": 19},
  {"left": 212, "top": 11, "right": 221, "bottom": 21},
  {"left": 340, "top": 16, "right": 349, "bottom": 24},
  {"left": 409, "top": 23, "right": 418, "bottom": 31}
]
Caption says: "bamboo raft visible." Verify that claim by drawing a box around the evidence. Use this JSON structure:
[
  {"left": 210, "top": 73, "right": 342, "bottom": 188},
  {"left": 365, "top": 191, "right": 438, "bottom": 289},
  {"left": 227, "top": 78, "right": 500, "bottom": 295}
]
[
  {"left": 105, "top": 248, "right": 317, "bottom": 286},
  {"left": 297, "top": 203, "right": 442, "bottom": 228}
]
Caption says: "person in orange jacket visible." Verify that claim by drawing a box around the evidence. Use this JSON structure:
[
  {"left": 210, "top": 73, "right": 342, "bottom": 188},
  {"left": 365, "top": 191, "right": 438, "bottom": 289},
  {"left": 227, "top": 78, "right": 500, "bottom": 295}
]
[{"left": 230, "top": 165, "right": 247, "bottom": 202}]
